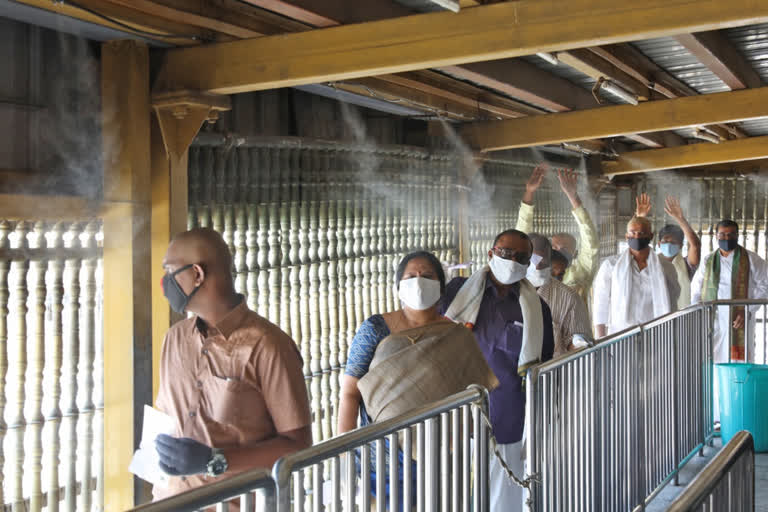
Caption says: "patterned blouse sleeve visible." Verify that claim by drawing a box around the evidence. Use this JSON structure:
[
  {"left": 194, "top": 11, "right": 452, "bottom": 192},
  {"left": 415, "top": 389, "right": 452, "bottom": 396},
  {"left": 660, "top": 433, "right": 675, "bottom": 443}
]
[{"left": 344, "top": 315, "right": 390, "bottom": 378}]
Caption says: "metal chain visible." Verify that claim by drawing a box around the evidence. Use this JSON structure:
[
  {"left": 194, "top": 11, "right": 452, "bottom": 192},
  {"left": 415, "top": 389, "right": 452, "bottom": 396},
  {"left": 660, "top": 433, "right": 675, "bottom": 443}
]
[{"left": 474, "top": 403, "right": 540, "bottom": 493}]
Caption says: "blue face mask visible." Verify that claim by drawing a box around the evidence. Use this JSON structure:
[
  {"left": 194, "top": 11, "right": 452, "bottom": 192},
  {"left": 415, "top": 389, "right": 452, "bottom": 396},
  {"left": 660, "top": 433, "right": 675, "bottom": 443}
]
[{"left": 659, "top": 242, "right": 681, "bottom": 258}]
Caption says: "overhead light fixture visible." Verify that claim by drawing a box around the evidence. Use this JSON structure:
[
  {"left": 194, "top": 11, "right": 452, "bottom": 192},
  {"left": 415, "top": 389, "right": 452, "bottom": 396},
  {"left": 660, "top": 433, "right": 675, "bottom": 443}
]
[
  {"left": 561, "top": 142, "right": 593, "bottom": 155},
  {"left": 427, "top": 0, "right": 460, "bottom": 12},
  {"left": 598, "top": 79, "right": 639, "bottom": 106},
  {"left": 693, "top": 129, "right": 721, "bottom": 144},
  {"left": 536, "top": 52, "right": 559, "bottom": 66}
]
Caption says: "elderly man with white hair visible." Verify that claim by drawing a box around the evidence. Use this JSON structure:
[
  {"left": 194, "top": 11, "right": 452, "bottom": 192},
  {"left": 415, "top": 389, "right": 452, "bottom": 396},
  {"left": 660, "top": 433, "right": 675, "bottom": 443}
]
[
  {"left": 517, "top": 164, "right": 599, "bottom": 305},
  {"left": 593, "top": 216, "right": 680, "bottom": 337}
]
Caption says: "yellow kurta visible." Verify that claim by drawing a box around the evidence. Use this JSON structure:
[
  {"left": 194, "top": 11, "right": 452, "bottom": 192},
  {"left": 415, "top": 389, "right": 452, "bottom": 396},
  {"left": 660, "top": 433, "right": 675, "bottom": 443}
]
[{"left": 515, "top": 202, "right": 599, "bottom": 306}]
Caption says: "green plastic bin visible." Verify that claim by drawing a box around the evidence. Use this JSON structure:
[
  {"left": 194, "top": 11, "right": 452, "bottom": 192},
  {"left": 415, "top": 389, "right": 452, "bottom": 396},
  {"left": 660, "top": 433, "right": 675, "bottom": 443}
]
[{"left": 715, "top": 363, "right": 768, "bottom": 452}]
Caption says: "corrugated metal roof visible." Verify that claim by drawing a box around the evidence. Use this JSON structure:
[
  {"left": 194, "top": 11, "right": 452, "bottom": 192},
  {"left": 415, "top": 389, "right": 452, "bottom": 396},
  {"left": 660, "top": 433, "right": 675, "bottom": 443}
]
[
  {"left": 736, "top": 118, "right": 768, "bottom": 137},
  {"left": 724, "top": 23, "right": 768, "bottom": 84},
  {"left": 519, "top": 55, "right": 606, "bottom": 97},
  {"left": 631, "top": 37, "right": 730, "bottom": 94}
]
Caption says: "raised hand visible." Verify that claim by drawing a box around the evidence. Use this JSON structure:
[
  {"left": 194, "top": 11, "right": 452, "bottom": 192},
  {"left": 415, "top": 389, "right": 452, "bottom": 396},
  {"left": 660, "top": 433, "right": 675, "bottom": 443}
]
[
  {"left": 556, "top": 168, "right": 582, "bottom": 208},
  {"left": 664, "top": 196, "right": 685, "bottom": 222},
  {"left": 635, "top": 193, "right": 651, "bottom": 217},
  {"left": 522, "top": 163, "right": 548, "bottom": 204}
]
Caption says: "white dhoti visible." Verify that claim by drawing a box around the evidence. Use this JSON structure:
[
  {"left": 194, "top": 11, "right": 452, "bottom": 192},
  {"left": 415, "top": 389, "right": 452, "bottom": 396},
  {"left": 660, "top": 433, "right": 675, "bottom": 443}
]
[{"left": 489, "top": 441, "right": 525, "bottom": 512}]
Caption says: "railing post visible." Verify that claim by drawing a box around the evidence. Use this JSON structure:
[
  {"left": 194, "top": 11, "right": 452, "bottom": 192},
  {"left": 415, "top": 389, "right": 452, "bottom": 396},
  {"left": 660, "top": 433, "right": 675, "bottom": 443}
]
[
  {"left": 636, "top": 328, "right": 647, "bottom": 510},
  {"left": 525, "top": 367, "right": 539, "bottom": 512},
  {"left": 593, "top": 350, "right": 602, "bottom": 512},
  {"left": 672, "top": 318, "right": 680, "bottom": 486},
  {"left": 272, "top": 461, "right": 291, "bottom": 512}
]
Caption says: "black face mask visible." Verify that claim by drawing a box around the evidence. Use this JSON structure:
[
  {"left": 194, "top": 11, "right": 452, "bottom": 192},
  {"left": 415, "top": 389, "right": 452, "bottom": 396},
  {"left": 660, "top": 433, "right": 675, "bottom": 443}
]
[
  {"left": 719, "top": 239, "right": 738, "bottom": 252},
  {"left": 554, "top": 273, "right": 565, "bottom": 282},
  {"left": 162, "top": 264, "right": 201, "bottom": 314},
  {"left": 628, "top": 237, "right": 651, "bottom": 251}
]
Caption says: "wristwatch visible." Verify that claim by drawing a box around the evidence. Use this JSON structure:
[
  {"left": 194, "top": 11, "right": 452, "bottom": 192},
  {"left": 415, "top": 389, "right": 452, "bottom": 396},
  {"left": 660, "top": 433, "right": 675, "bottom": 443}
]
[{"left": 206, "top": 448, "right": 228, "bottom": 477}]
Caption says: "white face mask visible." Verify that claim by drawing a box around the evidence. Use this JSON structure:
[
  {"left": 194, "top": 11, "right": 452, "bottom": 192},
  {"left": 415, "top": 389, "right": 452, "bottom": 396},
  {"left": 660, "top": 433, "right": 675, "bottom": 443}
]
[
  {"left": 526, "top": 263, "right": 552, "bottom": 288},
  {"left": 398, "top": 277, "right": 441, "bottom": 311},
  {"left": 489, "top": 254, "right": 528, "bottom": 285}
]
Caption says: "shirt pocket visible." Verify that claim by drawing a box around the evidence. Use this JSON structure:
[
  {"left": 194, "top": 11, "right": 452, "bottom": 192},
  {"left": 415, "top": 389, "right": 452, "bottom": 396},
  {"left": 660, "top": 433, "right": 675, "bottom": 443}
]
[
  {"left": 201, "top": 374, "right": 242, "bottom": 423},
  {"left": 497, "top": 322, "right": 523, "bottom": 355}
]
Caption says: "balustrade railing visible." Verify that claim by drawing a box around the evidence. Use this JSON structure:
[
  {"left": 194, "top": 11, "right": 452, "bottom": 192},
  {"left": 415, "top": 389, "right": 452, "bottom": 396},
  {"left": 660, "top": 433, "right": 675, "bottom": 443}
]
[{"left": 0, "top": 219, "right": 103, "bottom": 512}]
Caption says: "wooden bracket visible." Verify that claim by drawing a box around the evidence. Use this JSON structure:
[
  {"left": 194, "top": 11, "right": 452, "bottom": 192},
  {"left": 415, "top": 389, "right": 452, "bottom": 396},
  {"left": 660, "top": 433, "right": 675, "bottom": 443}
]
[{"left": 151, "top": 91, "right": 231, "bottom": 163}]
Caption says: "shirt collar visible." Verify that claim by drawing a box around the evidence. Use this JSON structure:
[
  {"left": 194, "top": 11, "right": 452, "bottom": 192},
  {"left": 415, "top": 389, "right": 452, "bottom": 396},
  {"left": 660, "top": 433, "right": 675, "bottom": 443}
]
[
  {"left": 484, "top": 274, "right": 521, "bottom": 299},
  {"left": 194, "top": 294, "right": 248, "bottom": 339}
]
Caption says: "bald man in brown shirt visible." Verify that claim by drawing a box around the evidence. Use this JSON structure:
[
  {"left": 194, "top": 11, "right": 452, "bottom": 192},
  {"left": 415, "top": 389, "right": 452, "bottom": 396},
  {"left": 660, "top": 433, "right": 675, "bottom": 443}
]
[{"left": 153, "top": 228, "right": 311, "bottom": 501}]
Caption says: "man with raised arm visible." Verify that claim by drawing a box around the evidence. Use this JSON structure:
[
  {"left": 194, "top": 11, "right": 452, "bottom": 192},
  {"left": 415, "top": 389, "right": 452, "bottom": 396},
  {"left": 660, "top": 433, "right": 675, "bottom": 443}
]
[
  {"left": 635, "top": 193, "right": 701, "bottom": 309},
  {"left": 517, "top": 164, "right": 599, "bottom": 304},
  {"left": 593, "top": 217, "right": 680, "bottom": 338}
]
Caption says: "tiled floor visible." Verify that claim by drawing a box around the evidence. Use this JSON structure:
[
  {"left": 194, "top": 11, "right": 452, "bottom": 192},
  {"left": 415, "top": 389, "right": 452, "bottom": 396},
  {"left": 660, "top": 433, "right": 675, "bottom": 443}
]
[{"left": 646, "top": 438, "right": 768, "bottom": 511}]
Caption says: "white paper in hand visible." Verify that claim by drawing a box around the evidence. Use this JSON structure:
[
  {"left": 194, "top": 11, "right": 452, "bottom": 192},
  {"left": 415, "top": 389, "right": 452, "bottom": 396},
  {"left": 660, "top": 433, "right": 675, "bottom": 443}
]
[{"left": 129, "top": 405, "right": 177, "bottom": 488}]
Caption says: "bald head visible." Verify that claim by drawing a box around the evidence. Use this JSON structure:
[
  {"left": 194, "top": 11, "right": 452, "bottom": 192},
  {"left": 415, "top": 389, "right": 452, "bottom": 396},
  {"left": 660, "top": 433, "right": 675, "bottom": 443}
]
[
  {"left": 528, "top": 233, "right": 551, "bottom": 269},
  {"left": 551, "top": 232, "right": 577, "bottom": 256},
  {"left": 166, "top": 228, "right": 233, "bottom": 278},
  {"left": 162, "top": 228, "right": 236, "bottom": 311},
  {"left": 626, "top": 216, "right": 652, "bottom": 234}
]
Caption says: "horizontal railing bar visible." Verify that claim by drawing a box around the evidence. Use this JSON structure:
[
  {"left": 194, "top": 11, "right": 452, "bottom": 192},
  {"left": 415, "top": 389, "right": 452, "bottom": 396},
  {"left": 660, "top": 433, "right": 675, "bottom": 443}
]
[
  {"left": 129, "top": 468, "right": 275, "bottom": 512},
  {"left": 638, "top": 440, "right": 709, "bottom": 509},
  {"left": 539, "top": 298, "right": 768, "bottom": 375},
  {"left": 666, "top": 431, "right": 755, "bottom": 512},
  {"left": 273, "top": 387, "right": 485, "bottom": 480},
  {"left": 535, "top": 326, "right": 642, "bottom": 374},
  {"left": 2, "top": 477, "right": 98, "bottom": 511},
  {"left": 0, "top": 247, "right": 102, "bottom": 261},
  {"left": 190, "top": 133, "right": 541, "bottom": 169}
]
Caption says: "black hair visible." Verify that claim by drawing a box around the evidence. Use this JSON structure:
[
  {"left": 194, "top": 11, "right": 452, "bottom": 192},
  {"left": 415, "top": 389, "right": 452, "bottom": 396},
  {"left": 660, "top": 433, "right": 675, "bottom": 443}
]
[
  {"left": 658, "top": 224, "right": 685, "bottom": 244},
  {"left": 551, "top": 250, "right": 569, "bottom": 268},
  {"left": 717, "top": 219, "right": 739, "bottom": 232},
  {"left": 492, "top": 229, "right": 532, "bottom": 249},
  {"left": 395, "top": 251, "right": 446, "bottom": 294}
]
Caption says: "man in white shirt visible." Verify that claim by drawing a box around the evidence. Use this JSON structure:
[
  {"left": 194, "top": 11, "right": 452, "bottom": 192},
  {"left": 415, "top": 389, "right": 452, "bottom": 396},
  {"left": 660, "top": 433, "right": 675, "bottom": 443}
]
[
  {"left": 691, "top": 219, "right": 768, "bottom": 364},
  {"left": 636, "top": 193, "right": 701, "bottom": 309},
  {"left": 593, "top": 216, "right": 680, "bottom": 337}
]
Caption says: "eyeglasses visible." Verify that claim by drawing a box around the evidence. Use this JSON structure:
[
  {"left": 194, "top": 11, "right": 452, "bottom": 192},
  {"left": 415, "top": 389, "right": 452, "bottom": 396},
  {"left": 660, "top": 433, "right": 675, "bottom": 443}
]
[
  {"left": 717, "top": 232, "right": 738, "bottom": 240},
  {"left": 491, "top": 246, "right": 531, "bottom": 265}
]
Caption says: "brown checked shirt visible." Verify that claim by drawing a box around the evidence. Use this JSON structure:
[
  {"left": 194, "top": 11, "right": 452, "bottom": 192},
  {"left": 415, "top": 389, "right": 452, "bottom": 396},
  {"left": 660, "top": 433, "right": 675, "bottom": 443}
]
[{"left": 153, "top": 298, "right": 311, "bottom": 500}]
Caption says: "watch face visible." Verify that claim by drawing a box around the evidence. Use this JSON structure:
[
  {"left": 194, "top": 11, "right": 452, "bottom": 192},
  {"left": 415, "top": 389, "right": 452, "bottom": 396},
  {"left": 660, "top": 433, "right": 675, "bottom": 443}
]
[{"left": 208, "top": 453, "right": 228, "bottom": 476}]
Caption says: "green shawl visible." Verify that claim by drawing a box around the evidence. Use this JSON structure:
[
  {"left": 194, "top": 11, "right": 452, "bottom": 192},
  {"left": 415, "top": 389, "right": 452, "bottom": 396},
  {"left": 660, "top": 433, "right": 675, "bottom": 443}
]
[{"left": 702, "top": 245, "right": 750, "bottom": 360}]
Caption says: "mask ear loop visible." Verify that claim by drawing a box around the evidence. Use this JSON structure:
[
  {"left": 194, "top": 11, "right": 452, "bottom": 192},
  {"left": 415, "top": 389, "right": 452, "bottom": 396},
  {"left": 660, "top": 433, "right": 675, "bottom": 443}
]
[{"left": 168, "top": 263, "right": 203, "bottom": 306}]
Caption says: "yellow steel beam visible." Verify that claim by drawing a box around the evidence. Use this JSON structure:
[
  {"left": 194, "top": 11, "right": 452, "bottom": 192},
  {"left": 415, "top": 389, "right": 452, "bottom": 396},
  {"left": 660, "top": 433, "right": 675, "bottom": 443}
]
[
  {"left": 0, "top": 194, "right": 101, "bottom": 220},
  {"left": 461, "top": 86, "right": 768, "bottom": 151},
  {"left": 102, "top": 40, "right": 153, "bottom": 508},
  {"left": 602, "top": 135, "right": 768, "bottom": 176},
  {"left": 153, "top": 0, "right": 768, "bottom": 95},
  {"left": 14, "top": 0, "right": 208, "bottom": 45}
]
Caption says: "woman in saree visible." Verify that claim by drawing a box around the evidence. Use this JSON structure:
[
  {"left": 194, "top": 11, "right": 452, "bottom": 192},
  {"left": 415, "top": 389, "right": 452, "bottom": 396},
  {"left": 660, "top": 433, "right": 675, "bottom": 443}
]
[{"left": 337, "top": 251, "right": 498, "bottom": 508}]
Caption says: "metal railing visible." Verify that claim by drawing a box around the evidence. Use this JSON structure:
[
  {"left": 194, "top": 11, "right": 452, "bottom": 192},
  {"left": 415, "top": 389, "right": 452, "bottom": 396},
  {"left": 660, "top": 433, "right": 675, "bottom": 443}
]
[
  {"left": 272, "top": 386, "right": 490, "bottom": 512},
  {"left": 525, "top": 299, "right": 767, "bottom": 512},
  {"left": 126, "top": 387, "right": 490, "bottom": 512},
  {"left": 667, "top": 430, "right": 755, "bottom": 512},
  {"left": 129, "top": 468, "right": 276, "bottom": 512}
]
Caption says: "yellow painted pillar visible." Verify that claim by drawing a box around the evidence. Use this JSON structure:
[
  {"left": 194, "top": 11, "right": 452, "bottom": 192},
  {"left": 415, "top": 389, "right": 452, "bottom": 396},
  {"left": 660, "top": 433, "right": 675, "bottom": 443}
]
[
  {"left": 150, "top": 92, "right": 229, "bottom": 400},
  {"left": 101, "top": 40, "right": 152, "bottom": 509},
  {"left": 150, "top": 118, "right": 187, "bottom": 401}
]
